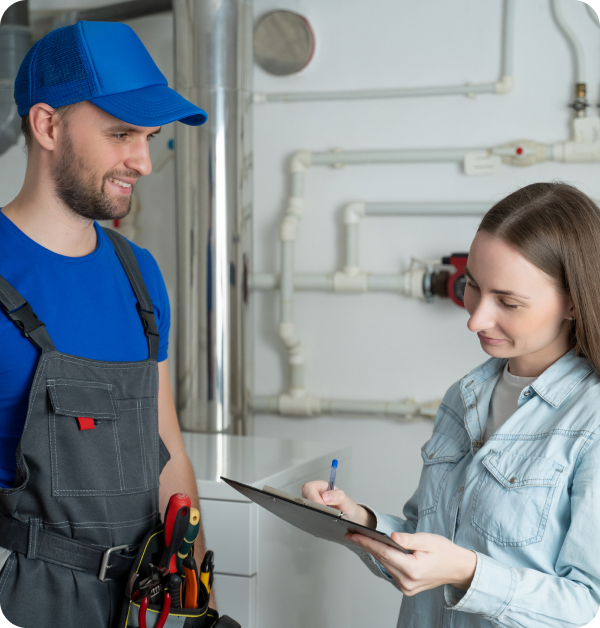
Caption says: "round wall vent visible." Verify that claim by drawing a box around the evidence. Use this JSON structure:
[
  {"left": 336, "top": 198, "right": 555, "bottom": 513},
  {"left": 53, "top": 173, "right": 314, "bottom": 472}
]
[{"left": 254, "top": 10, "right": 315, "bottom": 76}]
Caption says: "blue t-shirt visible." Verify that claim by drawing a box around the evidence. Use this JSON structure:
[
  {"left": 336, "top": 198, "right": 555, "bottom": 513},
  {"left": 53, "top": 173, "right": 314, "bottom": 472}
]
[{"left": 0, "top": 212, "right": 170, "bottom": 488}]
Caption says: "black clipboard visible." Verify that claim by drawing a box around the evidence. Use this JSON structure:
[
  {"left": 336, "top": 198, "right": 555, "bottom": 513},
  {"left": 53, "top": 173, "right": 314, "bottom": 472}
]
[{"left": 221, "top": 477, "right": 411, "bottom": 554}]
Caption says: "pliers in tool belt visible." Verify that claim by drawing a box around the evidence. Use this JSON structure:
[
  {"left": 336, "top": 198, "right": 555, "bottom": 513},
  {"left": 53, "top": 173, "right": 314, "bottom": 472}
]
[{"left": 138, "top": 592, "right": 172, "bottom": 628}]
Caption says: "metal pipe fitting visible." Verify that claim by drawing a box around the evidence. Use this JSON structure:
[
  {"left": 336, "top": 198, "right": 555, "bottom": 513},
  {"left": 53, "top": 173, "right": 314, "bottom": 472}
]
[{"left": 571, "top": 83, "right": 589, "bottom": 117}]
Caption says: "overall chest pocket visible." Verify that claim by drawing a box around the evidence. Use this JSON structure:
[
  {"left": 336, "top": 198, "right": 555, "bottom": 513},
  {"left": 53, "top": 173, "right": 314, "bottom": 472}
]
[
  {"left": 47, "top": 379, "right": 161, "bottom": 497},
  {"left": 418, "top": 433, "right": 470, "bottom": 517},
  {"left": 471, "top": 449, "right": 563, "bottom": 546}
]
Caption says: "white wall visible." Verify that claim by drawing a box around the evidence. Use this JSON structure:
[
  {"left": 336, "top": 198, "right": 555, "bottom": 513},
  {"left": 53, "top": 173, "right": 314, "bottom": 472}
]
[
  {"left": 250, "top": 0, "right": 600, "bottom": 625},
  {"left": 1, "top": 1, "right": 599, "bottom": 625}
]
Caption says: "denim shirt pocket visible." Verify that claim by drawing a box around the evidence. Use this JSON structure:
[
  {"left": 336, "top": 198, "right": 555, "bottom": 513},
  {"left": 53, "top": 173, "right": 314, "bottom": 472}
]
[
  {"left": 418, "top": 432, "right": 470, "bottom": 517},
  {"left": 471, "top": 449, "right": 564, "bottom": 546}
]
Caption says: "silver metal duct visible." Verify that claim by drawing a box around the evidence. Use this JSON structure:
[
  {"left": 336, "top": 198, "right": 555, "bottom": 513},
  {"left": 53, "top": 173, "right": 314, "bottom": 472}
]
[
  {"left": 0, "top": 1, "right": 30, "bottom": 157},
  {"left": 48, "top": 0, "right": 173, "bottom": 31},
  {"left": 173, "top": 0, "right": 253, "bottom": 434}
]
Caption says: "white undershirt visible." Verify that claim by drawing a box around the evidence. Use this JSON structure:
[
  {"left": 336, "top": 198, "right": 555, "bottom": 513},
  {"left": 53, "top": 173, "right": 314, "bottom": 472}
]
[{"left": 483, "top": 363, "right": 537, "bottom": 443}]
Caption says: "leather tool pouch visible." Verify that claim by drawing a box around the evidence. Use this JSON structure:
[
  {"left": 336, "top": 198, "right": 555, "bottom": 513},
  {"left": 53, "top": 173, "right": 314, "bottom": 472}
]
[{"left": 118, "top": 524, "right": 240, "bottom": 628}]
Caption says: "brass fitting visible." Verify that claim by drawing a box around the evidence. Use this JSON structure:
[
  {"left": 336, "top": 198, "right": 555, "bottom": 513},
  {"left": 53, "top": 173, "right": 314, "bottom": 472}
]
[{"left": 571, "top": 83, "right": 589, "bottom": 117}]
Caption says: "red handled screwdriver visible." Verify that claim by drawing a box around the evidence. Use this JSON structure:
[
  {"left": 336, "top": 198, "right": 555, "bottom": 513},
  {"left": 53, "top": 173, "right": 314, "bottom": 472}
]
[{"left": 159, "top": 493, "right": 191, "bottom": 574}]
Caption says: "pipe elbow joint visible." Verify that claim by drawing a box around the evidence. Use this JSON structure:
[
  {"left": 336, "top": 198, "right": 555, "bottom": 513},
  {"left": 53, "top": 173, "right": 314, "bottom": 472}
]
[
  {"left": 333, "top": 271, "right": 369, "bottom": 293},
  {"left": 278, "top": 393, "right": 322, "bottom": 417},
  {"left": 278, "top": 322, "right": 301, "bottom": 349},
  {"left": 280, "top": 197, "right": 304, "bottom": 241},
  {"left": 494, "top": 75, "right": 514, "bottom": 94},
  {"left": 553, "top": 117, "right": 600, "bottom": 163},
  {"left": 290, "top": 151, "right": 312, "bottom": 174},
  {"left": 343, "top": 202, "right": 366, "bottom": 225}
]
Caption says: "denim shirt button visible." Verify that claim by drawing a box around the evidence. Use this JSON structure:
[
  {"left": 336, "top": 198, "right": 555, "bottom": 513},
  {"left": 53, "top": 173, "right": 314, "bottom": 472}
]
[
  {"left": 509, "top": 477, "right": 517, "bottom": 484},
  {"left": 468, "top": 403, "right": 475, "bottom": 409},
  {"left": 524, "top": 390, "right": 531, "bottom": 397}
]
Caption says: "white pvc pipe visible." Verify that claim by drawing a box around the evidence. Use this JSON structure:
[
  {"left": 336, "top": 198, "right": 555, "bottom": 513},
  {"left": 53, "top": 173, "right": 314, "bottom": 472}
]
[
  {"left": 365, "top": 202, "right": 489, "bottom": 216},
  {"left": 290, "top": 171, "right": 305, "bottom": 197},
  {"left": 256, "top": 83, "right": 498, "bottom": 104},
  {"left": 254, "top": 0, "right": 515, "bottom": 105},
  {"left": 321, "top": 399, "right": 435, "bottom": 419},
  {"left": 290, "top": 364, "right": 305, "bottom": 391},
  {"left": 251, "top": 272, "right": 424, "bottom": 294},
  {"left": 252, "top": 273, "right": 334, "bottom": 291},
  {"left": 502, "top": 0, "right": 516, "bottom": 77},
  {"left": 552, "top": 0, "right": 586, "bottom": 83},
  {"left": 251, "top": 395, "right": 279, "bottom": 414},
  {"left": 346, "top": 223, "right": 359, "bottom": 268},
  {"left": 250, "top": 273, "right": 279, "bottom": 290},
  {"left": 251, "top": 395, "right": 437, "bottom": 420},
  {"left": 280, "top": 241, "right": 295, "bottom": 323},
  {"left": 310, "top": 147, "right": 481, "bottom": 166},
  {"left": 367, "top": 274, "right": 405, "bottom": 292}
]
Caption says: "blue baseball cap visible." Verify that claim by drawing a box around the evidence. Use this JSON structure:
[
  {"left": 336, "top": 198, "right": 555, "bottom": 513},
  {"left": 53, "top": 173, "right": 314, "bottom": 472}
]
[{"left": 15, "top": 21, "right": 207, "bottom": 127}]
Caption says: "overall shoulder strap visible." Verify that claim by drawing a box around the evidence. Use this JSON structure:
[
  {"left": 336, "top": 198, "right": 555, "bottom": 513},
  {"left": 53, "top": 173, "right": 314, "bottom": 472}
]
[
  {"left": 103, "top": 227, "right": 160, "bottom": 361},
  {"left": 0, "top": 274, "right": 57, "bottom": 353}
]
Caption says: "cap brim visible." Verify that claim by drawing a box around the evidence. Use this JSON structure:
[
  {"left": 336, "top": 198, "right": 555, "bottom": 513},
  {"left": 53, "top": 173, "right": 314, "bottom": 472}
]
[{"left": 90, "top": 84, "right": 207, "bottom": 127}]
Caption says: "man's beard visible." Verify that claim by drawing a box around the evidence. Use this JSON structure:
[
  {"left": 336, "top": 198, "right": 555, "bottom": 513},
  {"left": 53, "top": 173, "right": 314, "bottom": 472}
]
[{"left": 52, "top": 130, "right": 137, "bottom": 221}]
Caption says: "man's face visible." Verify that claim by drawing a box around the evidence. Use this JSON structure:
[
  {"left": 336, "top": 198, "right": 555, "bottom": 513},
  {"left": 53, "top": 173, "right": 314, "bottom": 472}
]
[{"left": 51, "top": 102, "right": 160, "bottom": 221}]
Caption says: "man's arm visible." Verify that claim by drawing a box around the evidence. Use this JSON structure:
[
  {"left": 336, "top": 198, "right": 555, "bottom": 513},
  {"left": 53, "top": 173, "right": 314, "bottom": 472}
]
[{"left": 157, "top": 359, "right": 216, "bottom": 609}]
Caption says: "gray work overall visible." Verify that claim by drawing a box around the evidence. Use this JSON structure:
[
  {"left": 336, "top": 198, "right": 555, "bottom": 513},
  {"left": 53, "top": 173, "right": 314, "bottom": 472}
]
[{"left": 0, "top": 229, "right": 170, "bottom": 628}]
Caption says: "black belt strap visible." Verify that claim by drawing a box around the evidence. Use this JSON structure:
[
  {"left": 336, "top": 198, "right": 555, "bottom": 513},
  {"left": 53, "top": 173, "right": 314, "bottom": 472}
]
[
  {"left": 103, "top": 228, "right": 160, "bottom": 361},
  {"left": 0, "top": 513, "right": 135, "bottom": 581}
]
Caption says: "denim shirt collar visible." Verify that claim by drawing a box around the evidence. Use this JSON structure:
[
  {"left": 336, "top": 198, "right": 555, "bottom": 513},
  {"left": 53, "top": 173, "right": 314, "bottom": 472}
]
[
  {"left": 461, "top": 349, "right": 593, "bottom": 408},
  {"left": 531, "top": 349, "right": 594, "bottom": 407}
]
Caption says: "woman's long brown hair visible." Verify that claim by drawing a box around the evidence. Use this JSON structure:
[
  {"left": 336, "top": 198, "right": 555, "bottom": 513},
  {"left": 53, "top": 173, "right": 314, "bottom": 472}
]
[{"left": 478, "top": 182, "right": 600, "bottom": 372}]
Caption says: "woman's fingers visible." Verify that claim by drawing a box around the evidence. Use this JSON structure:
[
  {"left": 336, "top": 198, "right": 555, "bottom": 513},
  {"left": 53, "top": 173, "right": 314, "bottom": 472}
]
[
  {"left": 345, "top": 533, "right": 410, "bottom": 568},
  {"left": 302, "top": 482, "right": 349, "bottom": 509},
  {"left": 301, "top": 480, "right": 329, "bottom": 503},
  {"left": 390, "top": 532, "right": 429, "bottom": 552},
  {"left": 302, "top": 481, "right": 366, "bottom": 522},
  {"left": 347, "top": 531, "right": 477, "bottom": 595},
  {"left": 321, "top": 488, "right": 347, "bottom": 507}
]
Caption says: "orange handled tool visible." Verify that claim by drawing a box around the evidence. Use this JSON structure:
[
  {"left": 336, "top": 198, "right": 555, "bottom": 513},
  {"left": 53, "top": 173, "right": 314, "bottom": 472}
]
[{"left": 183, "top": 555, "right": 198, "bottom": 609}]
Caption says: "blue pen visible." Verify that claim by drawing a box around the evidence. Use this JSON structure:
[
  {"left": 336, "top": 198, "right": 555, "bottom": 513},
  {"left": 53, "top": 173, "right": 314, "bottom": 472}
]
[{"left": 328, "top": 459, "right": 338, "bottom": 491}]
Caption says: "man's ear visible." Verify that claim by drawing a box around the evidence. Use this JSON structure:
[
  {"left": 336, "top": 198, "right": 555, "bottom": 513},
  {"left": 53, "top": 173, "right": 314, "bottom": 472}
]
[{"left": 28, "top": 103, "right": 61, "bottom": 152}]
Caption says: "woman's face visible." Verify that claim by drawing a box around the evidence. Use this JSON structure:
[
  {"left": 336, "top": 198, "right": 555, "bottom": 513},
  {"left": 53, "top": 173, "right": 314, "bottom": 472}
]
[{"left": 464, "top": 231, "right": 574, "bottom": 369}]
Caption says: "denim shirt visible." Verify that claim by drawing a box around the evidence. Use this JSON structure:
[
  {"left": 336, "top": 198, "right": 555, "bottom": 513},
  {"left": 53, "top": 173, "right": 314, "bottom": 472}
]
[{"left": 360, "top": 349, "right": 600, "bottom": 628}]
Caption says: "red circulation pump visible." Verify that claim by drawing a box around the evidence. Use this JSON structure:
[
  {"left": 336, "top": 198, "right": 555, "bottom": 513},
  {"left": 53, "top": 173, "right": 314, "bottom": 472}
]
[{"left": 426, "top": 253, "right": 469, "bottom": 307}]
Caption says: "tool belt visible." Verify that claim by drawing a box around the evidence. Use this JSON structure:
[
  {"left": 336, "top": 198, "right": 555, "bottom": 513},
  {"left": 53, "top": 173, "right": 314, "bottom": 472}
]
[
  {"left": 0, "top": 513, "right": 136, "bottom": 582},
  {"left": 118, "top": 523, "right": 240, "bottom": 628}
]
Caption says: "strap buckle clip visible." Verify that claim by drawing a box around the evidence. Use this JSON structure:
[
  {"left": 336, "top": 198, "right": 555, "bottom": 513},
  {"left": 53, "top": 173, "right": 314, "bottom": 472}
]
[
  {"left": 98, "top": 544, "right": 129, "bottom": 582},
  {"left": 136, "top": 304, "right": 159, "bottom": 337},
  {"left": 2, "top": 302, "right": 44, "bottom": 337}
]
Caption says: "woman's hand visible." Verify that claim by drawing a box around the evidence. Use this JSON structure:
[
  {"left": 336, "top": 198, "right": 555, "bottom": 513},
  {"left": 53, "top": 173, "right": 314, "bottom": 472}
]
[
  {"left": 301, "top": 481, "right": 376, "bottom": 528},
  {"left": 345, "top": 531, "right": 477, "bottom": 596}
]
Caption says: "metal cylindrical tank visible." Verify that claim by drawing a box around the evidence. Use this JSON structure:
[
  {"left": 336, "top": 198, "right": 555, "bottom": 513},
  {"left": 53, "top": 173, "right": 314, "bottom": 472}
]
[
  {"left": 173, "top": 0, "right": 253, "bottom": 434},
  {"left": 0, "top": 0, "right": 30, "bottom": 156}
]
